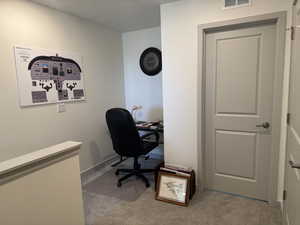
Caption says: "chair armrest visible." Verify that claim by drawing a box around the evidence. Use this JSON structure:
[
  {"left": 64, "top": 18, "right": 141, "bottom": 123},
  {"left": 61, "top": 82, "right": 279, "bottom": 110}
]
[{"left": 140, "top": 131, "right": 159, "bottom": 144}]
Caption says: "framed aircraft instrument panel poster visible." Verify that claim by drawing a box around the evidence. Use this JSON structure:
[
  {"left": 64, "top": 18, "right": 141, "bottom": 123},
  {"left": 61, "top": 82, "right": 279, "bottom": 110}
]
[{"left": 14, "top": 46, "right": 85, "bottom": 107}]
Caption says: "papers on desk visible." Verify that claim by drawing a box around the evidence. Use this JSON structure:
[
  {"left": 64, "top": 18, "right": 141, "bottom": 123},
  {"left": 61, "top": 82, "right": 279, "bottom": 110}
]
[
  {"left": 136, "top": 121, "right": 162, "bottom": 128},
  {"left": 136, "top": 121, "right": 155, "bottom": 128}
]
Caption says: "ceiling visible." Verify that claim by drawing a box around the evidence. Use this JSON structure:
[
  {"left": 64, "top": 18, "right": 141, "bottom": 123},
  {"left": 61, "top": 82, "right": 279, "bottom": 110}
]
[{"left": 30, "top": 0, "right": 178, "bottom": 32}]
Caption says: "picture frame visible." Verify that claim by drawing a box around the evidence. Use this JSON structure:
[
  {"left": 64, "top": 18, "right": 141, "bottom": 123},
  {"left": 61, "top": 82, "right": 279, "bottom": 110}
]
[{"left": 156, "top": 171, "right": 190, "bottom": 207}]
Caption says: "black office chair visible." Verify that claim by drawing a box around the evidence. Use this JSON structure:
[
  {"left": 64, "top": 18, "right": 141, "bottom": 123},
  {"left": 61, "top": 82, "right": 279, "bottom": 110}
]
[{"left": 106, "top": 108, "right": 159, "bottom": 188}]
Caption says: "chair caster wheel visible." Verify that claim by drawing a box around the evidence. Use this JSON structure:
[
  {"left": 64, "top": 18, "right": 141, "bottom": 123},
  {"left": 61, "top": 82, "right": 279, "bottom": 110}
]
[
  {"left": 117, "top": 182, "right": 122, "bottom": 187},
  {"left": 115, "top": 170, "right": 119, "bottom": 176},
  {"left": 145, "top": 183, "right": 150, "bottom": 188}
]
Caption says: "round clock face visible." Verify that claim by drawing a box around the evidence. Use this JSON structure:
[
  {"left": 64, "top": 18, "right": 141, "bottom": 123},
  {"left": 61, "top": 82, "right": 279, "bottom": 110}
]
[{"left": 140, "top": 47, "right": 162, "bottom": 76}]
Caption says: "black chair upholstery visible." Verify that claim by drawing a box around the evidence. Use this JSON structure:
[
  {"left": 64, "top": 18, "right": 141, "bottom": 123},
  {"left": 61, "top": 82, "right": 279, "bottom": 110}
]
[{"left": 106, "top": 108, "right": 159, "bottom": 187}]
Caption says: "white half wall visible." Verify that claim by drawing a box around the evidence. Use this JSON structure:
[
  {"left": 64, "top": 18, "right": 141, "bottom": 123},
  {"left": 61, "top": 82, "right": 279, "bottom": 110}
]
[
  {"left": 122, "top": 27, "right": 163, "bottom": 121},
  {"left": 0, "top": 0, "right": 125, "bottom": 172},
  {"left": 160, "top": 0, "right": 293, "bottom": 201},
  {"left": 0, "top": 142, "right": 84, "bottom": 225}
]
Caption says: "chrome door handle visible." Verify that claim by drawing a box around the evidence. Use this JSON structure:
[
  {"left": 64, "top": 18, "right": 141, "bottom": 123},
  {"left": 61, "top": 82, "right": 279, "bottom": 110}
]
[
  {"left": 289, "top": 160, "right": 300, "bottom": 169},
  {"left": 256, "top": 122, "right": 270, "bottom": 129}
]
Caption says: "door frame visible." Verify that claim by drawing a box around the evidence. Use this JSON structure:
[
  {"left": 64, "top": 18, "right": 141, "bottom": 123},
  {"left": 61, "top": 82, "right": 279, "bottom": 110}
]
[
  {"left": 198, "top": 11, "right": 287, "bottom": 205},
  {"left": 283, "top": 1, "right": 297, "bottom": 224}
]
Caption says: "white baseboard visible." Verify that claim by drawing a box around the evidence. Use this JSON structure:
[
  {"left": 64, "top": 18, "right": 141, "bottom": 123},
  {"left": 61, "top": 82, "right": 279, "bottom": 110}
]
[
  {"left": 80, "top": 154, "right": 119, "bottom": 186},
  {"left": 278, "top": 200, "right": 283, "bottom": 211},
  {"left": 269, "top": 200, "right": 282, "bottom": 208},
  {"left": 279, "top": 200, "right": 290, "bottom": 225}
]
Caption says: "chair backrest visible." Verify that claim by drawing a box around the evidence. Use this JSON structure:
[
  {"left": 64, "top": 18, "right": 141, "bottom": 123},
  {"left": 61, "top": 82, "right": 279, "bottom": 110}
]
[{"left": 106, "top": 108, "right": 142, "bottom": 157}]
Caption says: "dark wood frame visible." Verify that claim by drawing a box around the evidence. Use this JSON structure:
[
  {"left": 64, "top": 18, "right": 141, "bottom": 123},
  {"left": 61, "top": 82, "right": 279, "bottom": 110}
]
[{"left": 155, "top": 171, "right": 190, "bottom": 207}]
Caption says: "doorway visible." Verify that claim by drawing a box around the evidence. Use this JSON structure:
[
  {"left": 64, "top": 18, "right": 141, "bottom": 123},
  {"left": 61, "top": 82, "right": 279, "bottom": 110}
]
[
  {"left": 283, "top": 1, "right": 300, "bottom": 225},
  {"left": 199, "top": 12, "right": 286, "bottom": 203}
]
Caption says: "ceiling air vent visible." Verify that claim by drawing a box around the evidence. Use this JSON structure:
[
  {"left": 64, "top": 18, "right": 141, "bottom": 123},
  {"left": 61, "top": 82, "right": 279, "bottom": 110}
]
[{"left": 224, "top": 0, "right": 250, "bottom": 8}]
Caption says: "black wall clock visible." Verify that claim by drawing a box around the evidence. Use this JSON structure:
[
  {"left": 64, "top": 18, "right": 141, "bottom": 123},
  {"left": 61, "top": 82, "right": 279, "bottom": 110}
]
[{"left": 139, "top": 47, "right": 162, "bottom": 76}]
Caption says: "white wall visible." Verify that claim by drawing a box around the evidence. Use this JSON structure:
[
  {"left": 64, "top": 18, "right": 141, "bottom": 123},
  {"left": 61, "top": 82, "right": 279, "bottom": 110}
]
[
  {"left": 160, "top": 0, "right": 293, "bottom": 201},
  {"left": 122, "top": 27, "right": 163, "bottom": 121},
  {"left": 0, "top": 0, "right": 125, "bottom": 172}
]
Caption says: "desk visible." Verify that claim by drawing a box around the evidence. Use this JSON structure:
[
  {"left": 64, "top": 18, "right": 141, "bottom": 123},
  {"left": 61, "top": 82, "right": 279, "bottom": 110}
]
[
  {"left": 136, "top": 120, "right": 164, "bottom": 146},
  {"left": 111, "top": 121, "right": 163, "bottom": 167},
  {"left": 136, "top": 121, "right": 164, "bottom": 133}
]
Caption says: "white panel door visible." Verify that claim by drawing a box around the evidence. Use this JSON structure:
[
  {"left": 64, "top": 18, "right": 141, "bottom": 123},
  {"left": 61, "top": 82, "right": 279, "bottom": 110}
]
[
  {"left": 205, "top": 22, "right": 276, "bottom": 201},
  {"left": 283, "top": 2, "right": 300, "bottom": 225}
]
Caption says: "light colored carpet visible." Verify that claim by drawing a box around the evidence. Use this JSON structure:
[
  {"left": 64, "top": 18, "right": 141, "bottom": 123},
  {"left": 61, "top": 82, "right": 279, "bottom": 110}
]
[
  {"left": 82, "top": 156, "right": 282, "bottom": 225},
  {"left": 84, "top": 157, "right": 161, "bottom": 201}
]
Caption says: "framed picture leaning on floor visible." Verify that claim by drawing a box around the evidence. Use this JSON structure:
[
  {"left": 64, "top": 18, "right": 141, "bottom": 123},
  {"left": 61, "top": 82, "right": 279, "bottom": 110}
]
[{"left": 156, "top": 171, "right": 190, "bottom": 206}]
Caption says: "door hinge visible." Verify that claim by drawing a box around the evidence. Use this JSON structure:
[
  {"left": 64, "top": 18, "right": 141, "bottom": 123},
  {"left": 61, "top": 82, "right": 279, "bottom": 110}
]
[
  {"left": 287, "top": 113, "right": 291, "bottom": 125},
  {"left": 291, "top": 26, "right": 295, "bottom": 41},
  {"left": 283, "top": 190, "right": 287, "bottom": 201},
  {"left": 293, "top": 0, "right": 298, "bottom": 6}
]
